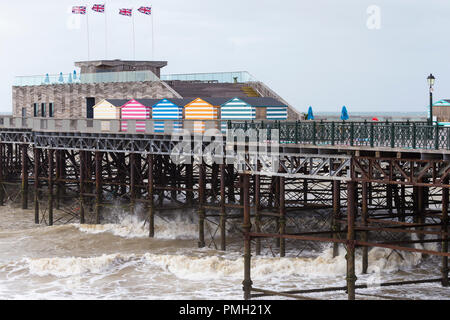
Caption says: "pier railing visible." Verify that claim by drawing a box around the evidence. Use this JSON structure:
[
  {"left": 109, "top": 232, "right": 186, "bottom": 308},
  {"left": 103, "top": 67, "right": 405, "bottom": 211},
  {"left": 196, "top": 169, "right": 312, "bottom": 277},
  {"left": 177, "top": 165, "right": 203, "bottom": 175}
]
[{"left": 0, "top": 116, "right": 448, "bottom": 151}]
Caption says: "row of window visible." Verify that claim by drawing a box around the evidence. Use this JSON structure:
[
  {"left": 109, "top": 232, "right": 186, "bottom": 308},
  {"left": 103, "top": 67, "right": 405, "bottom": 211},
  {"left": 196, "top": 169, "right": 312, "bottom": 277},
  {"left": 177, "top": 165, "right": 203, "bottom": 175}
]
[{"left": 32, "top": 103, "right": 54, "bottom": 118}]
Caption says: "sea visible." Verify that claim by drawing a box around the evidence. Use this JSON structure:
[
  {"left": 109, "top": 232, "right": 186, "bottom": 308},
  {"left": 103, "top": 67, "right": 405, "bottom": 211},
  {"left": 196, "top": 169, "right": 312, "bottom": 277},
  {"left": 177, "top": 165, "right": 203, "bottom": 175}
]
[{"left": 0, "top": 204, "right": 449, "bottom": 300}]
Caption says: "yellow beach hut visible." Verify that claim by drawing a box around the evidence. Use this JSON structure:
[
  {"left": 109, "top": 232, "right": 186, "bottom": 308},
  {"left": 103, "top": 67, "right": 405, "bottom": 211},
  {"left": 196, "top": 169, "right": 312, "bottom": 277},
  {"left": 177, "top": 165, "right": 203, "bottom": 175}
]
[{"left": 184, "top": 98, "right": 227, "bottom": 134}]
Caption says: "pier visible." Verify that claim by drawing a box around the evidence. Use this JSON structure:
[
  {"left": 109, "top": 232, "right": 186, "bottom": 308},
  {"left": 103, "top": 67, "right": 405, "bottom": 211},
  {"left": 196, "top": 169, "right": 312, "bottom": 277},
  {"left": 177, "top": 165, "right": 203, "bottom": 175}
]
[{"left": 1, "top": 116, "right": 450, "bottom": 300}]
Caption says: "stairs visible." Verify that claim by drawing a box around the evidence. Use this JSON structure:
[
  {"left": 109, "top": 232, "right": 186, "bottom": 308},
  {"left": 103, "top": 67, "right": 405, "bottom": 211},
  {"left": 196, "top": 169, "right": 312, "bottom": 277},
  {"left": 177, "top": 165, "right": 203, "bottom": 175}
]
[{"left": 241, "top": 86, "right": 260, "bottom": 97}]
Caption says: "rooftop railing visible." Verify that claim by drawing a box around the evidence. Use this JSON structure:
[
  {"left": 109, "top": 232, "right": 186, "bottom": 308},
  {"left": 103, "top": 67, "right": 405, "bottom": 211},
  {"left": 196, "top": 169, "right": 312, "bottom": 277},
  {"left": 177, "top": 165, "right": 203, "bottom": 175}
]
[
  {"left": 161, "top": 71, "right": 256, "bottom": 83},
  {"left": 14, "top": 70, "right": 160, "bottom": 87},
  {"left": 0, "top": 117, "right": 448, "bottom": 151}
]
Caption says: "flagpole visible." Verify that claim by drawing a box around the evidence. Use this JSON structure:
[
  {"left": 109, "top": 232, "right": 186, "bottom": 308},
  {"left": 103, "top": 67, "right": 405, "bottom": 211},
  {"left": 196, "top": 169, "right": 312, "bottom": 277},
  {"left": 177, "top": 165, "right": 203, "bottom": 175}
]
[
  {"left": 132, "top": 9, "right": 136, "bottom": 61},
  {"left": 86, "top": 10, "right": 91, "bottom": 62},
  {"left": 105, "top": 4, "right": 108, "bottom": 59},
  {"left": 151, "top": 7, "right": 154, "bottom": 60}
]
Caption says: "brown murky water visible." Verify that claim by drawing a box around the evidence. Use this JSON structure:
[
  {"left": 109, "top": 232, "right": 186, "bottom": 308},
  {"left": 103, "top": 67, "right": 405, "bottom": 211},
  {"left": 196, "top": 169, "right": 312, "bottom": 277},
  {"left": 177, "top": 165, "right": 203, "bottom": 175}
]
[{"left": 0, "top": 205, "right": 449, "bottom": 300}]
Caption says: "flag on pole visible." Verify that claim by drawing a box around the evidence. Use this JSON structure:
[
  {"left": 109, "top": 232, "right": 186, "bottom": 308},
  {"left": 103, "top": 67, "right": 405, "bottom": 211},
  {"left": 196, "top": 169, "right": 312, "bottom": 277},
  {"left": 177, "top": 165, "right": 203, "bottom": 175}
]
[
  {"left": 72, "top": 6, "right": 87, "bottom": 14},
  {"left": 92, "top": 4, "right": 105, "bottom": 13},
  {"left": 138, "top": 6, "right": 152, "bottom": 15},
  {"left": 119, "top": 8, "right": 133, "bottom": 16}
]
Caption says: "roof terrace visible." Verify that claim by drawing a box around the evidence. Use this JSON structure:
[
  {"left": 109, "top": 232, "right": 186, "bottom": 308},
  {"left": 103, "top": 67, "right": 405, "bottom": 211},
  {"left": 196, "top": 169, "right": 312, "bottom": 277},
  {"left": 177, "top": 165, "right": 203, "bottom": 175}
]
[{"left": 13, "top": 70, "right": 160, "bottom": 87}]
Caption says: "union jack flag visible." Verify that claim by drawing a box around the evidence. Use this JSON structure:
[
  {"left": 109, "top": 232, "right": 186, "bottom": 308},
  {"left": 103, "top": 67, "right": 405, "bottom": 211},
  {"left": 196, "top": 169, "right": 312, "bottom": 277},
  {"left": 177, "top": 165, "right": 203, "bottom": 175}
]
[
  {"left": 72, "top": 6, "right": 86, "bottom": 14},
  {"left": 119, "top": 8, "right": 132, "bottom": 16},
  {"left": 138, "top": 6, "right": 152, "bottom": 15},
  {"left": 92, "top": 4, "right": 105, "bottom": 13}
]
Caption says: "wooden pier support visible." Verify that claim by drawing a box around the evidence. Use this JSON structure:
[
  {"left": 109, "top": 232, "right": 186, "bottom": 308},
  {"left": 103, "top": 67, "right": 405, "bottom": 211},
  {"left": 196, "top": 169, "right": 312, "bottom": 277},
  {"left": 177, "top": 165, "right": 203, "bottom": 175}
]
[
  {"left": 332, "top": 180, "right": 341, "bottom": 257},
  {"left": 186, "top": 161, "right": 193, "bottom": 207},
  {"left": 21, "top": 144, "right": 28, "bottom": 209},
  {"left": 279, "top": 176, "right": 286, "bottom": 257},
  {"left": 0, "top": 144, "right": 4, "bottom": 206},
  {"left": 242, "top": 173, "right": 253, "bottom": 300},
  {"left": 148, "top": 154, "right": 155, "bottom": 238},
  {"left": 442, "top": 183, "right": 449, "bottom": 287},
  {"left": 219, "top": 164, "right": 226, "bottom": 251},
  {"left": 55, "top": 150, "right": 60, "bottom": 210},
  {"left": 33, "top": 148, "right": 39, "bottom": 224},
  {"left": 79, "top": 151, "right": 85, "bottom": 224},
  {"left": 227, "top": 164, "right": 235, "bottom": 203},
  {"left": 198, "top": 163, "right": 206, "bottom": 248},
  {"left": 346, "top": 181, "right": 357, "bottom": 300},
  {"left": 129, "top": 153, "right": 136, "bottom": 214},
  {"left": 48, "top": 149, "right": 54, "bottom": 226},
  {"left": 361, "top": 182, "right": 369, "bottom": 274},
  {"left": 255, "top": 174, "right": 261, "bottom": 256},
  {"left": 95, "top": 151, "right": 102, "bottom": 224}
]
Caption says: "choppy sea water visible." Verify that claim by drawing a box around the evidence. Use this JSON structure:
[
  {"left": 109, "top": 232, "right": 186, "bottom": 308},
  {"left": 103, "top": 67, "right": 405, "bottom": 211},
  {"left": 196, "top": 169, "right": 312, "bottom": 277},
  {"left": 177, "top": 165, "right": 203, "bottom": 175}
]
[{"left": 0, "top": 205, "right": 449, "bottom": 300}]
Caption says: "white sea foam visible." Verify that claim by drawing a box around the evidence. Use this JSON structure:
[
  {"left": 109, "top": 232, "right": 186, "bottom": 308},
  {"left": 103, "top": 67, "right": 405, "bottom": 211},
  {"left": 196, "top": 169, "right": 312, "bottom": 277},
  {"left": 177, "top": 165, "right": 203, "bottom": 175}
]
[
  {"left": 141, "top": 247, "right": 423, "bottom": 281},
  {"left": 74, "top": 214, "right": 198, "bottom": 240},
  {"left": 26, "top": 254, "right": 136, "bottom": 277}
]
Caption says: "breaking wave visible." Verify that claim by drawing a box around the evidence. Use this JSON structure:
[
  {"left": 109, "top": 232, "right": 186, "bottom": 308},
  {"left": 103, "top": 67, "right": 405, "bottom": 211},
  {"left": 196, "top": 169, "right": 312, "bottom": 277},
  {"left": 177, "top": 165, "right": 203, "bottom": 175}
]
[
  {"left": 26, "top": 253, "right": 136, "bottom": 277},
  {"left": 10, "top": 246, "right": 422, "bottom": 282},
  {"left": 74, "top": 214, "right": 198, "bottom": 240}
]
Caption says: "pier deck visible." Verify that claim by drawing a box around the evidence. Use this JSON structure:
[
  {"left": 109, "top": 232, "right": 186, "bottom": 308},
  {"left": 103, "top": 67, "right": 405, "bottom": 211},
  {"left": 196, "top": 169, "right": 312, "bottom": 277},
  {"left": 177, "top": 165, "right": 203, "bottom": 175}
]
[{"left": 0, "top": 117, "right": 449, "bottom": 300}]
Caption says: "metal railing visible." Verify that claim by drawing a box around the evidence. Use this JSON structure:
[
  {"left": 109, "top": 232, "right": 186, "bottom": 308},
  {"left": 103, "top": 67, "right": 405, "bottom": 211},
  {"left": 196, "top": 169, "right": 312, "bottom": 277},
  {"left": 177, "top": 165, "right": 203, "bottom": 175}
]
[
  {"left": 0, "top": 117, "right": 448, "bottom": 151},
  {"left": 161, "top": 71, "right": 256, "bottom": 83},
  {"left": 14, "top": 70, "right": 160, "bottom": 86}
]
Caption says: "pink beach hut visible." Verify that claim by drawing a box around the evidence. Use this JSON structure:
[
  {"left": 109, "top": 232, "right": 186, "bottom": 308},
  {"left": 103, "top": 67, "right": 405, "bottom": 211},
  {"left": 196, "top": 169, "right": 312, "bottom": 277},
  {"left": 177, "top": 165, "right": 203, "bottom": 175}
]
[{"left": 120, "top": 99, "right": 151, "bottom": 132}]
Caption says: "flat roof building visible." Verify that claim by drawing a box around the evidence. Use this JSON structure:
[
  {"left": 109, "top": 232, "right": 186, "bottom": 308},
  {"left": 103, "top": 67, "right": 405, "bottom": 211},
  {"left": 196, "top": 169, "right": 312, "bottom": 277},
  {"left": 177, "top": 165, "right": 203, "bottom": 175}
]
[{"left": 12, "top": 59, "right": 302, "bottom": 120}]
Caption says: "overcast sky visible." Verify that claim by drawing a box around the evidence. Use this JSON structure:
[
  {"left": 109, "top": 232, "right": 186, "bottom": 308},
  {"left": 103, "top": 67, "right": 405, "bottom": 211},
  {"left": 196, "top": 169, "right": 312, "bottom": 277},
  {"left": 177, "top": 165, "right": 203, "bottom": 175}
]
[{"left": 1, "top": 0, "right": 449, "bottom": 114}]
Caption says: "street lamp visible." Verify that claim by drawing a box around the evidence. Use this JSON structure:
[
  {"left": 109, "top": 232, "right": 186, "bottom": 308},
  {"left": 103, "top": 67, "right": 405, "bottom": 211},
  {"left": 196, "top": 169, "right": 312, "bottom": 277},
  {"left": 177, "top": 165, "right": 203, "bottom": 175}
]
[{"left": 427, "top": 74, "right": 436, "bottom": 125}]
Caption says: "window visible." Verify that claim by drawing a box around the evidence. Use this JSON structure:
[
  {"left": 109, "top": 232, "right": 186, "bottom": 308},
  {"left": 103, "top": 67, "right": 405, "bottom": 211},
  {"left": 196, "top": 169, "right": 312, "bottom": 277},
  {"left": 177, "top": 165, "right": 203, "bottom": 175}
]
[
  {"left": 33, "top": 103, "right": 39, "bottom": 117},
  {"left": 41, "top": 103, "right": 46, "bottom": 117},
  {"left": 22, "top": 108, "right": 26, "bottom": 118},
  {"left": 49, "top": 103, "right": 54, "bottom": 118}
]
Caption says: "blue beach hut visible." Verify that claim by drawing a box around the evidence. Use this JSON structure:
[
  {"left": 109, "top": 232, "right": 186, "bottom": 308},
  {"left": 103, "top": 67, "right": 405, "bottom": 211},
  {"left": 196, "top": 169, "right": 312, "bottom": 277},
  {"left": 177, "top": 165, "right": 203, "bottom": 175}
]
[
  {"left": 341, "top": 106, "right": 349, "bottom": 121},
  {"left": 240, "top": 97, "right": 288, "bottom": 121},
  {"left": 220, "top": 97, "right": 256, "bottom": 132},
  {"left": 151, "top": 98, "right": 190, "bottom": 133}
]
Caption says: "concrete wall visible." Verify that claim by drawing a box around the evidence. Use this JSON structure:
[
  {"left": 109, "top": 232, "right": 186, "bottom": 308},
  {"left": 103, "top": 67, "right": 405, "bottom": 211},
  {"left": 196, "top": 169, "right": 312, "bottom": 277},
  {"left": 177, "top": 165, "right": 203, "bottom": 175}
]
[{"left": 13, "top": 81, "right": 177, "bottom": 119}]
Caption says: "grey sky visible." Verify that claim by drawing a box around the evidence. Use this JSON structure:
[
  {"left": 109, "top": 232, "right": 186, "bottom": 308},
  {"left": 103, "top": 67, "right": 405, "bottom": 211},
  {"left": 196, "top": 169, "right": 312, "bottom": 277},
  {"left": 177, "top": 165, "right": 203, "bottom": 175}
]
[{"left": 0, "top": 0, "right": 448, "bottom": 114}]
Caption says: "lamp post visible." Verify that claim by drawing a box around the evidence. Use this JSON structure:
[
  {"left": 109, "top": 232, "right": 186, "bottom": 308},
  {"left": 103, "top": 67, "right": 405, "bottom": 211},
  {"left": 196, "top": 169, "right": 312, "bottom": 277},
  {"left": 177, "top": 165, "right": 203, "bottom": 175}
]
[{"left": 427, "top": 74, "right": 436, "bottom": 126}]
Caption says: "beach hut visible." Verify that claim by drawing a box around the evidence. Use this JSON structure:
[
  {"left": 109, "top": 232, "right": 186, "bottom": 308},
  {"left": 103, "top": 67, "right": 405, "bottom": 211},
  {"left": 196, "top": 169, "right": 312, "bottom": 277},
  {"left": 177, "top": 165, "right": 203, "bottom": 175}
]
[
  {"left": 151, "top": 98, "right": 191, "bottom": 133},
  {"left": 184, "top": 98, "right": 225, "bottom": 134},
  {"left": 120, "top": 99, "right": 154, "bottom": 132},
  {"left": 432, "top": 99, "right": 450, "bottom": 122},
  {"left": 240, "top": 97, "right": 288, "bottom": 121},
  {"left": 93, "top": 99, "right": 128, "bottom": 119},
  {"left": 220, "top": 97, "right": 256, "bottom": 132}
]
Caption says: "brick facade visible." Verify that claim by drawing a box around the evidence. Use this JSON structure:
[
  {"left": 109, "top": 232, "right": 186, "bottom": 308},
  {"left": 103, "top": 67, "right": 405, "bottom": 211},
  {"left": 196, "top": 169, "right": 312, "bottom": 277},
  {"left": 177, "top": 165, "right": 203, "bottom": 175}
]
[{"left": 13, "top": 81, "right": 178, "bottom": 119}]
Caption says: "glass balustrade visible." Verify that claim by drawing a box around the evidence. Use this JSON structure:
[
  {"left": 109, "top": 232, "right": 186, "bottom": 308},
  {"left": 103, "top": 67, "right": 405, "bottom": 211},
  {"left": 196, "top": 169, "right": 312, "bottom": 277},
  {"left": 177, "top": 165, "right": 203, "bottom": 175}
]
[
  {"left": 14, "top": 70, "right": 160, "bottom": 86},
  {"left": 161, "top": 71, "right": 256, "bottom": 83}
]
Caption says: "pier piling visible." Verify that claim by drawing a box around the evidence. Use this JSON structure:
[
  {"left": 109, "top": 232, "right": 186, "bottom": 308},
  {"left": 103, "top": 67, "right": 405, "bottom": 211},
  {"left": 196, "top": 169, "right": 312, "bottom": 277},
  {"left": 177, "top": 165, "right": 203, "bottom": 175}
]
[
  {"left": 48, "top": 149, "right": 54, "bottom": 226},
  {"left": 346, "top": 181, "right": 357, "bottom": 300},
  {"left": 33, "top": 148, "right": 39, "bottom": 224}
]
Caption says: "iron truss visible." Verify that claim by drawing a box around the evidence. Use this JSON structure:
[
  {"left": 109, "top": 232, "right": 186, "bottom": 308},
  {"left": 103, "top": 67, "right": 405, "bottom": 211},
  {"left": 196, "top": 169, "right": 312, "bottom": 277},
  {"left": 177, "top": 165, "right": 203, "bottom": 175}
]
[
  {"left": 353, "top": 156, "right": 450, "bottom": 187},
  {"left": 0, "top": 129, "right": 32, "bottom": 144},
  {"left": 239, "top": 153, "right": 352, "bottom": 181}
]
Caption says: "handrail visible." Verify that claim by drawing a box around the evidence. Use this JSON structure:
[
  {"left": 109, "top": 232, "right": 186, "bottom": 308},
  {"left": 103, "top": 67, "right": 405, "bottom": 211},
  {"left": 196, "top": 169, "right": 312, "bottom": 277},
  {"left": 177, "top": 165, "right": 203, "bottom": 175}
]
[{"left": 0, "top": 117, "right": 448, "bottom": 151}]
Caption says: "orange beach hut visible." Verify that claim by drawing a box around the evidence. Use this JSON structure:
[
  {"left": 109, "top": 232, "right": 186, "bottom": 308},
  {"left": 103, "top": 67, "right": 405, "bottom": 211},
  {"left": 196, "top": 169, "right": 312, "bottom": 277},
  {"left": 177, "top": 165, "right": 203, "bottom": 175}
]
[{"left": 184, "top": 98, "right": 226, "bottom": 134}]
